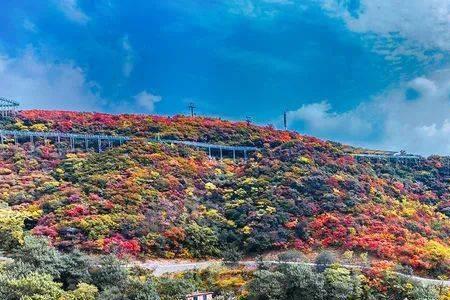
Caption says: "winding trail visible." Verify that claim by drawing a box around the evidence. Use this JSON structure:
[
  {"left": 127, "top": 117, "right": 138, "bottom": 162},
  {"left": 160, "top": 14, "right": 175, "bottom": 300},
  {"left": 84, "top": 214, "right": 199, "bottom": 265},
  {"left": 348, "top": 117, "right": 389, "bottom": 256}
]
[
  {"left": 1, "top": 253, "right": 448, "bottom": 287},
  {"left": 137, "top": 260, "right": 450, "bottom": 287}
]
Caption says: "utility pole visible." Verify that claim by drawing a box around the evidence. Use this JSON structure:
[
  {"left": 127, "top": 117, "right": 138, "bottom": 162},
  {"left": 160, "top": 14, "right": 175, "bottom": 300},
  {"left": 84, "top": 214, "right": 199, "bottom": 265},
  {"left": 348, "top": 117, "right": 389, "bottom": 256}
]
[
  {"left": 188, "top": 102, "right": 195, "bottom": 117},
  {"left": 283, "top": 111, "right": 287, "bottom": 130}
]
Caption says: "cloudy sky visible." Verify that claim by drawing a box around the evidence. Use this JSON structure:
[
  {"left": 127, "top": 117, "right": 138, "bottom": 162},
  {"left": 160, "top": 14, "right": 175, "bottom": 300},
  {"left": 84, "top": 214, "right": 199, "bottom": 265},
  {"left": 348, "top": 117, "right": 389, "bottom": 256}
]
[{"left": 1, "top": 1, "right": 450, "bottom": 155}]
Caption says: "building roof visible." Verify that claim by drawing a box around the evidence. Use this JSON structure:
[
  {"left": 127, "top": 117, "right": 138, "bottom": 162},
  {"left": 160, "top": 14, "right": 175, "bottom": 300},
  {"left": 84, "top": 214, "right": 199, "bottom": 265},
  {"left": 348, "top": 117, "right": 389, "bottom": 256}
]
[{"left": 186, "top": 291, "right": 214, "bottom": 296}]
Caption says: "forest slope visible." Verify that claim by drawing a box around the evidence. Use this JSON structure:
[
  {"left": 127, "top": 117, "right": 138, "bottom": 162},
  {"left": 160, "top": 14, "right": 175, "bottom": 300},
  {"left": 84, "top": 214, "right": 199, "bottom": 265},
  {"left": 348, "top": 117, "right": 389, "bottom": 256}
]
[{"left": 0, "top": 110, "right": 448, "bottom": 278}]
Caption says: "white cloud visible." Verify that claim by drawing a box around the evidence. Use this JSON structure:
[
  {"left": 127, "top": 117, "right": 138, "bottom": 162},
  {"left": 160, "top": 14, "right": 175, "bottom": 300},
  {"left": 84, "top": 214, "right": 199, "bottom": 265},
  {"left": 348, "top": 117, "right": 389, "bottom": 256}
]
[
  {"left": 228, "top": 0, "right": 257, "bottom": 17},
  {"left": 228, "top": 0, "right": 294, "bottom": 18},
  {"left": 134, "top": 91, "right": 161, "bottom": 112},
  {"left": 287, "top": 69, "right": 450, "bottom": 156},
  {"left": 55, "top": 0, "right": 89, "bottom": 24},
  {"left": 321, "top": 0, "right": 450, "bottom": 59},
  {"left": 287, "top": 101, "right": 372, "bottom": 138},
  {"left": 0, "top": 48, "right": 105, "bottom": 111},
  {"left": 122, "top": 35, "right": 134, "bottom": 77},
  {"left": 23, "top": 19, "right": 37, "bottom": 32}
]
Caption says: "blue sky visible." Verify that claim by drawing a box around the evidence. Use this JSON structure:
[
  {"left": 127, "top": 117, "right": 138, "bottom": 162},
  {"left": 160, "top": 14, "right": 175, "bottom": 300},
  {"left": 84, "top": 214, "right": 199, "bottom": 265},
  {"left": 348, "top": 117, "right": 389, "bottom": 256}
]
[{"left": 1, "top": 0, "right": 450, "bottom": 155}]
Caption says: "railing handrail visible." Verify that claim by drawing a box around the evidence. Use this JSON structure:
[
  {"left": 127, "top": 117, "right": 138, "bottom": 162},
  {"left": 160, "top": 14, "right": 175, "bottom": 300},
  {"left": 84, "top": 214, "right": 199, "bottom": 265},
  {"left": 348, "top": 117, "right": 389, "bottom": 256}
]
[
  {"left": 0, "top": 129, "right": 259, "bottom": 152},
  {"left": 0, "top": 97, "right": 20, "bottom": 107}
]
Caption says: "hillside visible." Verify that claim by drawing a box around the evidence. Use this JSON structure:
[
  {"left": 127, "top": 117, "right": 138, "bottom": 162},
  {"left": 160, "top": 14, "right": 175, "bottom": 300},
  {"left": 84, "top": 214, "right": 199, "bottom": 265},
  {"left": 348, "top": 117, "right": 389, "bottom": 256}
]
[{"left": 0, "top": 110, "right": 449, "bottom": 278}]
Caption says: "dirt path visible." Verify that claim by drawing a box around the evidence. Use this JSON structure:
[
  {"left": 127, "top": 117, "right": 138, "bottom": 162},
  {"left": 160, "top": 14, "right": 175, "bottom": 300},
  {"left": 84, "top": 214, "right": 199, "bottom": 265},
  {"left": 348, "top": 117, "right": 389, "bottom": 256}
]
[
  {"left": 137, "top": 260, "right": 450, "bottom": 287},
  {"left": 138, "top": 260, "right": 221, "bottom": 276}
]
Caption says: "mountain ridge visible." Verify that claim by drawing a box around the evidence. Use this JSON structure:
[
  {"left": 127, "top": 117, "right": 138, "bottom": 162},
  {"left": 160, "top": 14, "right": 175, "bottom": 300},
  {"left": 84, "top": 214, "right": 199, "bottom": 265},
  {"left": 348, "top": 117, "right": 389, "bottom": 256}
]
[{"left": 0, "top": 110, "right": 448, "bottom": 278}]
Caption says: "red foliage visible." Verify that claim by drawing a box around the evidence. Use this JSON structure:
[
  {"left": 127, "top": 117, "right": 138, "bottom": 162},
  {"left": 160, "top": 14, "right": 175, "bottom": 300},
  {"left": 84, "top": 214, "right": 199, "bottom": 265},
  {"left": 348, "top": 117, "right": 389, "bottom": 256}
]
[{"left": 102, "top": 234, "right": 141, "bottom": 257}]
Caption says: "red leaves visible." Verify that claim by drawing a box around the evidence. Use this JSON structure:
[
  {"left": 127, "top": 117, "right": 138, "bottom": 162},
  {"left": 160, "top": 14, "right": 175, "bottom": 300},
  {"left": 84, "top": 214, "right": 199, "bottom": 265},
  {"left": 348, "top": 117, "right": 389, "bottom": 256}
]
[
  {"left": 309, "top": 213, "right": 354, "bottom": 247},
  {"left": 19, "top": 110, "right": 301, "bottom": 146},
  {"left": 102, "top": 234, "right": 141, "bottom": 257},
  {"left": 65, "top": 204, "right": 90, "bottom": 217},
  {"left": 1, "top": 109, "right": 446, "bottom": 276},
  {"left": 32, "top": 225, "right": 58, "bottom": 238},
  {"left": 284, "top": 219, "right": 298, "bottom": 230},
  {"left": 335, "top": 156, "right": 355, "bottom": 167}
]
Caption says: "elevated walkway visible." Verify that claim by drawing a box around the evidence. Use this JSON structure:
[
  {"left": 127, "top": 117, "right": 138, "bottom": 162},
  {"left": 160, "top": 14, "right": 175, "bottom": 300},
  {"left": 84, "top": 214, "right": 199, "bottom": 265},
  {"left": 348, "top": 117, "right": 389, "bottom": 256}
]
[
  {"left": 0, "top": 97, "right": 19, "bottom": 117},
  {"left": 0, "top": 129, "right": 258, "bottom": 160}
]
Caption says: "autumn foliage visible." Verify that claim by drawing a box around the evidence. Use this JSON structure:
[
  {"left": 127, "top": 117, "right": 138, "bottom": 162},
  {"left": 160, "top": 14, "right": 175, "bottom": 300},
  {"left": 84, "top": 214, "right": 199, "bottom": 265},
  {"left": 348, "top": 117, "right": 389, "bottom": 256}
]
[{"left": 0, "top": 110, "right": 448, "bottom": 278}]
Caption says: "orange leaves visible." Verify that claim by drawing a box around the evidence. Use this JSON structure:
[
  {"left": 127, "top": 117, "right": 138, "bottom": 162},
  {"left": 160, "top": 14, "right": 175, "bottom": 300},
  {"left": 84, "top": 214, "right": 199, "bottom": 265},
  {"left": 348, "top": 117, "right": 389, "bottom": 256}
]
[
  {"left": 309, "top": 213, "right": 354, "bottom": 247},
  {"left": 284, "top": 219, "right": 298, "bottom": 229}
]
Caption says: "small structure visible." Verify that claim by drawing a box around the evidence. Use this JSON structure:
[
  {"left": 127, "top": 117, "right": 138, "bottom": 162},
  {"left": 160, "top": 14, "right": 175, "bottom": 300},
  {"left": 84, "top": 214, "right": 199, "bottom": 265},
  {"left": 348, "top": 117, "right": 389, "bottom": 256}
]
[
  {"left": 186, "top": 291, "right": 214, "bottom": 300},
  {"left": 0, "top": 97, "right": 19, "bottom": 117}
]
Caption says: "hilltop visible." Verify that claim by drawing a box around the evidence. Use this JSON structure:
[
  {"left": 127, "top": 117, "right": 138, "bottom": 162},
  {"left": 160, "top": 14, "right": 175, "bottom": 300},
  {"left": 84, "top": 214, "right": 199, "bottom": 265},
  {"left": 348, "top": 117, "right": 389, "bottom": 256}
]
[{"left": 0, "top": 110, "right": 448, "bottom": 278}]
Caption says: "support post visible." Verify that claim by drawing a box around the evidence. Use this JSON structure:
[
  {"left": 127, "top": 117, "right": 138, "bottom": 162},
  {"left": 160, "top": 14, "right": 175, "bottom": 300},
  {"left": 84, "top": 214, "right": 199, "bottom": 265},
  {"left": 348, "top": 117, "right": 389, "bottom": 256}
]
[
  {"left": 220, "top": 147, "right": 223, "bottom": 160},
  {"left": 98, "top": 138, "right": 101, "bottom": 152},
  {"left": 233, "top": 149, "right": 236, "bottom": 161},
  {"left": 85, "top": 138, "right": 88, "bottom": 151},
  {"left": 208, "top": 147, "right": 211, "bottom": 158},
  {"left": 14, "top": 134, "right": 17, "bottom": 145},
  {"left": 244, "top": 150, "right": 247, "bottom": 161}
]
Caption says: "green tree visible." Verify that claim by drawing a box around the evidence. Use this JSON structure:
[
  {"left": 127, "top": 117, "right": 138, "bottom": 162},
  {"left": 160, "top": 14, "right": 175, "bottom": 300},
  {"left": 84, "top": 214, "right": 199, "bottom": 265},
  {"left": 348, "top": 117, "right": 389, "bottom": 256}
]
[
  {"left": 61, "top": 283, "right": 99, "bottom": 300},
  {"left": 315, "top": 251, "right": 336, "bottom": 273},
  {"left": 98, "top": 287, "right": 125, "bottom": 300},
  {"left": 323, "top": 266, "right": 363, "bottom": 300},
  {"left": 278, "top": 264, "right": 325, "bottom": 300},
  {"left": 60, "top": 250, "right": 91, "bottom": 289},
  {"left": 157, "top": 277, "right": 196, "bottom": 300},
  {"left": 4, "top": 272, "right": 64, "bottom": 300},
  {"left": 277, "top": 250, "right": 305, "bottom": 262},
  {"left": 247, "top": 270, "right": 285, "bottom": 300},
  {"left": 126, "top": 278, "right": 160, "bottom": 300},
  {"left": 383, "top": 273, "right": 439, "bottom": 300},
  {"left": 0, "top": 204, "right": 26, "bottom": 251},
  {"left": 12, "top": 236, "right": 63, "bottom": 278},
  {"left": 89, "top": 255, "right": 128, "bottom": 291},
  {"left": 222, "top": 247, "right": 243, "bottom": 267},
  {"left": 185, "top": 222, "right": 220, "bottom": 258}
]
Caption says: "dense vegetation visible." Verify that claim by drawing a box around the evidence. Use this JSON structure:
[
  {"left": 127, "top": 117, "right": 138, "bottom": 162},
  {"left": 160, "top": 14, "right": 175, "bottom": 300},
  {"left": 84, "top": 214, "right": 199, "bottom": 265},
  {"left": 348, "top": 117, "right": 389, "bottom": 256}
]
[
  {"left": 1, "top": 236, "right": 448, "bottom": 299},
  {"left": 0, "top": 110, "right": 448, "bottom": 280}
]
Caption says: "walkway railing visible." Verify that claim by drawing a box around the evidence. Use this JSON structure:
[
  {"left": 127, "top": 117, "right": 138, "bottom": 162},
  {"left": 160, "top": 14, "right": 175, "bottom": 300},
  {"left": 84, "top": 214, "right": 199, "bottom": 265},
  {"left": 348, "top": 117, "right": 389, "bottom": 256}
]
[
  {"left": 0, "top": 129, "right": 258, "bottom": 160},
  {"left": 0, "top": 97, "right": 19, "bottom": 117},
  {"left": 349, "top": 153, "right": 424, "bottom": 161}
]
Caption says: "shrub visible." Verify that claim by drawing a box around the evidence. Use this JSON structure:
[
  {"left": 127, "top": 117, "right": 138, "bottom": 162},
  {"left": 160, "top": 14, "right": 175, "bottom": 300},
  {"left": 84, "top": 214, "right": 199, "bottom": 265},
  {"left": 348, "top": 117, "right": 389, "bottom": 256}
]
[
  {"left": 12, "top": 235, "right": 63, "bottom": 278},
  {"left": 247, "top": 270, "right": 285, "bottom": 300},
  {"left": 222, "top": 247, "right": 243, "bottom": 267},
  {"left": 278, "top": 250, "right": 305, "bottom": 262},
  {"left": 315, "top": 251, "right": 336, "bottom": 273},
  {"left": 157, "top": 277, "right": 196, "bottom": 300},
  {"left": 89, "top": 255, "right": 128, "bottom": 291},
  {"left": 3, "top": 272, "right": 64, "bottom": 300}
]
